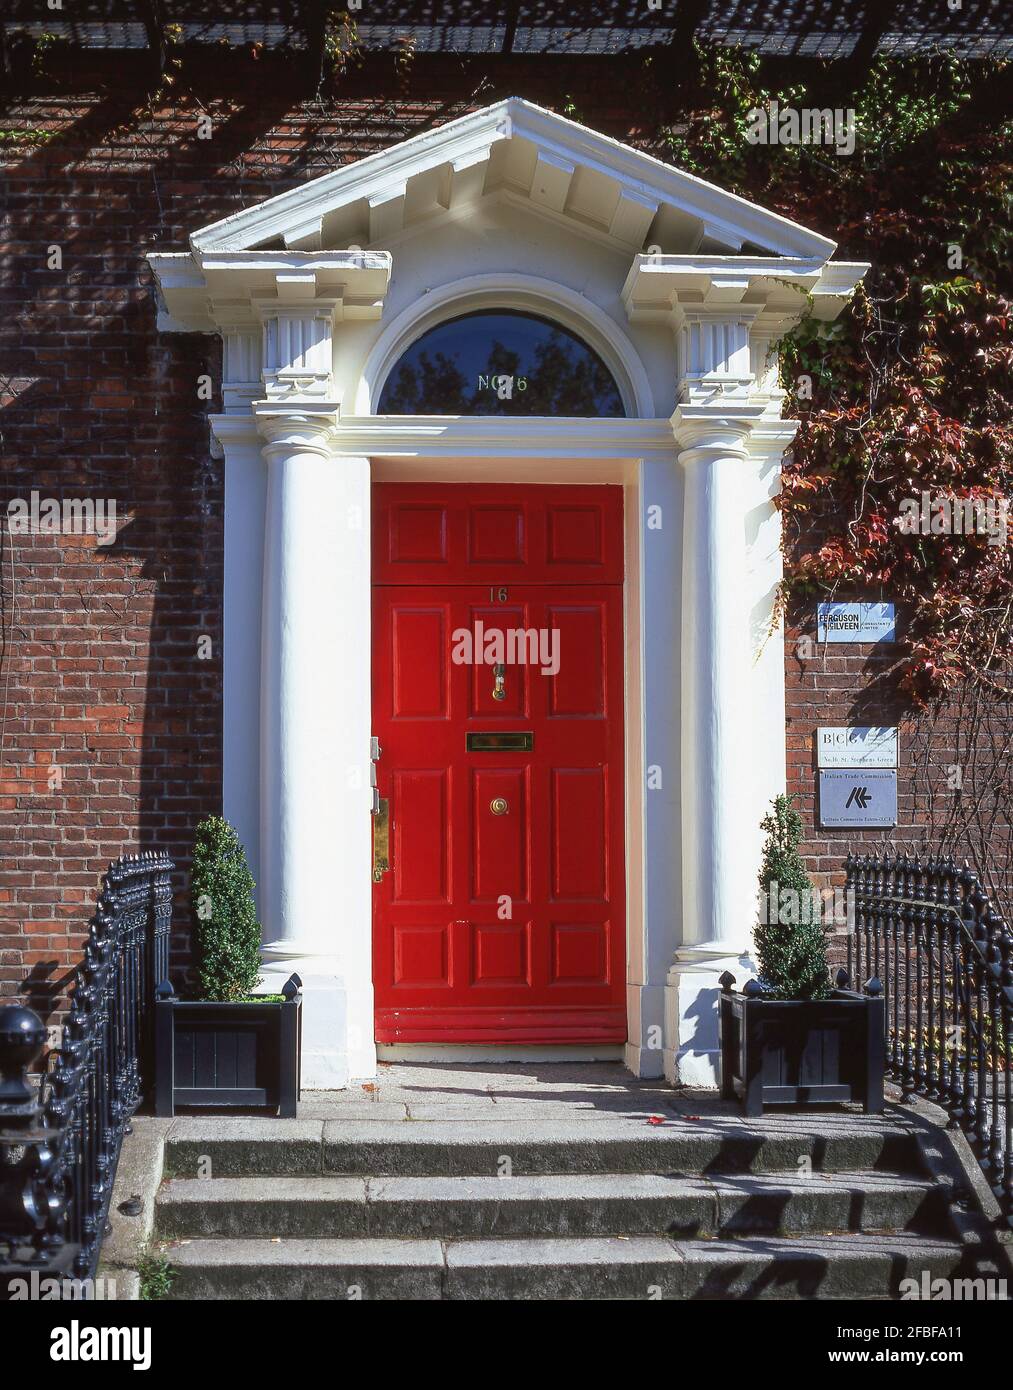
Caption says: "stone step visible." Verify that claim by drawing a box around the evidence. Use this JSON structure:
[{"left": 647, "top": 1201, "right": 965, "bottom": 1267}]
[
  {"left": 155, "top": 1171, "right": 947, "bottom": 1241},
  {"left": 163, "top": 1115, "right": 923, "bottom": 1178},
  {"left": 164, "top": 1231, "right": 975, "bottom": 1301}
]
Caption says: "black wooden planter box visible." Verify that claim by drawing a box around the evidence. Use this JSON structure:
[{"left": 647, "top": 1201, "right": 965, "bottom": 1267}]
[
  {"left": 155, "top": 974, "right": 302, "bottom": 1117},
  {"left": 719, "top": 971, "right": 885, "bottom": 1116}
]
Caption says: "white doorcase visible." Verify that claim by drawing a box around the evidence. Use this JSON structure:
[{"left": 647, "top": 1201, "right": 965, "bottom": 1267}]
[
  {"left": 214, "top": 416, "right": 789, "bottom": 1087},
  {"left": 149, "top": 97, "right": 866, "bottom": 1087}
]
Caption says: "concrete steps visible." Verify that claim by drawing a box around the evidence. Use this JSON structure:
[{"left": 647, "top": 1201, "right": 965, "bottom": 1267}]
[
  {"left": 164, "top": 1232, "right": 972, "bottom": 1301},
  {"left": 156, "top": 1171, "right": 947, "bottom": 1240},
  {"left": 153, "top": 1109, "right": 989, "bottom": 1299},
  {"left": 162, "top": 1115, "right": 924, "bottom": 1178}
]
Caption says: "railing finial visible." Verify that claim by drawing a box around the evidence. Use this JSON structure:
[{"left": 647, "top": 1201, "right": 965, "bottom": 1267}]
[{"left": 0, "top": 1005, "right": 47, "bottom": 1126}]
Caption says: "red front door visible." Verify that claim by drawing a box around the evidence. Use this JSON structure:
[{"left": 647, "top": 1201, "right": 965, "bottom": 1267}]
[{"left": 371, "top": 484, "right": 626, "bottom": 1044}]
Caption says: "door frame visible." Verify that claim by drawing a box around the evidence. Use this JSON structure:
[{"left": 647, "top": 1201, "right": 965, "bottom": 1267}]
[
  {"left": 215, "top": 415, "right": 685, "bottom": 1085},
  {"left": 369, "top": 454, "right": 651, "bottom": 1072}
]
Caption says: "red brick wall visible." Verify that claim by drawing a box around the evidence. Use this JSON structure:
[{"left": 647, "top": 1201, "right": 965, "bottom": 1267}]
[
  {"left": 1, "top": 52, "right": 1008, "bottom": 1018},
  {"left": 786, "top": 616, "right": 1013, "bottom": 975},
  {"left": 0, "top": 55, "right": 660, "bottom": 1020}
]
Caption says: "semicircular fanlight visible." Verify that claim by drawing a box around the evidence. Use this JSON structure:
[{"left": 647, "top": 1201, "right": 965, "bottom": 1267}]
[{"left": 377, "top": 309, "right": 626, "bottom": 417}]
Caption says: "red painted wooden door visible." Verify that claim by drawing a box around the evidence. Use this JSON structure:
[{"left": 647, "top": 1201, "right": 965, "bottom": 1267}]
[{"left": 372, "top": 485, "right": 625, "bottom": 1044}]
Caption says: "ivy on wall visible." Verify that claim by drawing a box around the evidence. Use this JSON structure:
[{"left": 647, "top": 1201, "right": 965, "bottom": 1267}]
[
  {"left": 663, "top": 45, "right": 1012, "bottom": 704},
  {"left": 3, "top": 35, "right": 1010, "bottom": 894}
]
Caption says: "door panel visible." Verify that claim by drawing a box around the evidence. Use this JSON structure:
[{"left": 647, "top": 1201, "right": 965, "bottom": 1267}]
[
  {"left": 374, "top": 484, "right": 623, "bottom": 585},
  {"left": 546, "top": 604, "right": 607, "bottom": 717},
  {"left": 551, "top": 768, "right": 607, "bottom": 900},
  {"left": 392, "top": 769, "right": 449, "bottom": 903},
  {"left": 466, "top": 603, "right": 529, "bottom": 717},
  {"left": 391, "top": 606, "right": 449, "bottom": 717},
  {"left": 372, "top": 485, "right": 625, "bottom": 1045}
]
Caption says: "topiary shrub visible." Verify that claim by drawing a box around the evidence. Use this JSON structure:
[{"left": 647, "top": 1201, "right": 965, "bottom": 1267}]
[
  {"left": 191, "top": 816, "right": 262, "bottom": 1002},
  {"left": 753, "top": 793, "right": 831, "bottom": 1001}
]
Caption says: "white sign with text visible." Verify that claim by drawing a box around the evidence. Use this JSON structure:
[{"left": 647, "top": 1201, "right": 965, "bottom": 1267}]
[
  {"left": 817, "top": 726, "right": 898, "bottom": 769},
  {"left": 817, "top": 602, "right": 896, "bottom": 643}
]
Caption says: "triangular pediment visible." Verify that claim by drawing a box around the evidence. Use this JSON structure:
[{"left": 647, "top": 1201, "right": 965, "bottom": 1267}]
[{"left": 189, "top": 97, "right": 836, "bottom": 261}]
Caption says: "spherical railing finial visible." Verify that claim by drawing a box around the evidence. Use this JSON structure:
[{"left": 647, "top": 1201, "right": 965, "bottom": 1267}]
[{"left": 0, "top": 1004, "right": 47, "bottom": 1123}]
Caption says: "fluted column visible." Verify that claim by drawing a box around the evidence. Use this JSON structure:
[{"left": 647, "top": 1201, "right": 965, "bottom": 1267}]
[{"left": 255, "top": 404, "right": 374, "bottom": 1086}]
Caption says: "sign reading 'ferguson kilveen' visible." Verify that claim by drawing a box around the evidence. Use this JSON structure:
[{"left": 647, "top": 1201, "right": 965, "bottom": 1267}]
[
  {"left": 817, "top": 602, "right": 896, "bottom": 644},
  {"left": 819, "top": 769, "right": 898, "bottom": 828}
]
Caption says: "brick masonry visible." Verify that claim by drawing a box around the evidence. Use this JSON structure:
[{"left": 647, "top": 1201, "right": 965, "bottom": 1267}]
[{"left": 1, "top": 53, "right": 1008, "bottom": 1018}]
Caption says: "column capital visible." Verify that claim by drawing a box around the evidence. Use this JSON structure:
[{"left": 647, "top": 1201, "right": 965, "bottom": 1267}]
[
  {"left": 622, "top": 254, "right": 869, "bottom": 421},
  {"left": 253, "top": 401, "right": 340, "bottom": 460},
  {"left": 252, "top": 294, "right": 342, "bottom": 403},
  {"left": 146, "top": 249, "right": 392, "bottom": 413},
  {"left": 670, "top": 400, "right": 766, "bottom": 459}
]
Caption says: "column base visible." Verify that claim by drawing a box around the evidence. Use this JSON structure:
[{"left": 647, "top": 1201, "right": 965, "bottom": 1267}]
[
  {"left": 663, "top": 941, "right": 754, "bottom": 1089},
  {"left": 259, "top": 945, "right": 377, "bottom": 1089}
]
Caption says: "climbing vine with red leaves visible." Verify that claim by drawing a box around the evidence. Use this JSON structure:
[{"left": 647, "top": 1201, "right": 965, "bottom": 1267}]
[
  {"left": 781, "top": 270, "right": 1013, "bottom": 704},
  {"left": 662, "top": 48, "right": 1013, "bottom": 706}
]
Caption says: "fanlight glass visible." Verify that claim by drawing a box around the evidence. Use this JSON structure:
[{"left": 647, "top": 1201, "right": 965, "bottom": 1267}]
[{"left": 377, "top": 309, "right": 625, "bottom": 416}]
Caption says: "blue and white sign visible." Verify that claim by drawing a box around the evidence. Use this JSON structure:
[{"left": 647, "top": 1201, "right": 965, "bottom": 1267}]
[
  {"left": 817, "top": 602, "right": 895, "bottom": 644},
  {"left": 817, "top": 726, "right": 898, "bottom": 769},
  {"left": 819, "top": 769, "right": 898, "bottom": 828}
]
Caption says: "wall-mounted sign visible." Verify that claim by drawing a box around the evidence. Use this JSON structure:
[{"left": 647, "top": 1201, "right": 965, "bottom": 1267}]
[
  {"left": 819, "top": 769, "right": 898, "bottom": 828},
  {"left": 817, "top": 726, "right": 898, "bottom": 769},
  {"left": 817, "top": 602, "right": 896, "bottom": 644}
]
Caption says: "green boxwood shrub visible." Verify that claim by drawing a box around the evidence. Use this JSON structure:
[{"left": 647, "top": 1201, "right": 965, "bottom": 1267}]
[
  {"left": 753, "top": 794, "right": 831, "bottom": 1001},
  {"left": 191, "top": 815, "right": 263, "bottom": 1001}
]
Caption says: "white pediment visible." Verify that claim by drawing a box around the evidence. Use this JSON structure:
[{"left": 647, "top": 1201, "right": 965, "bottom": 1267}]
[{"left": 185, "top": 97, "right": 836, "bottom": 262}]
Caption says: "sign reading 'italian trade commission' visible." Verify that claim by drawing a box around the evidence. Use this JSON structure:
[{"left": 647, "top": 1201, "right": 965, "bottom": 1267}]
[{"left": 819, "top": 769, "right": 898, "bottom": 828}]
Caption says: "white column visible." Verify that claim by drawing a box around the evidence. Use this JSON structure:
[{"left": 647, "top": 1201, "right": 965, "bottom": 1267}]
[
  {"left": 664, "top": 403, "right": 764, "bottom": 1086},
  {"left": 215, "top": 423, "right": 268, "bottom": 899},
  {"left": 255, "top": 404, "right": 375, "bottom": 1086}
]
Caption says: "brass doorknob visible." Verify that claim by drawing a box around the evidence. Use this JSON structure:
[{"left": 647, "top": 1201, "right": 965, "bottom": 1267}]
[{"left": 490, "top": 797, "right": 509, "bottom": 815}]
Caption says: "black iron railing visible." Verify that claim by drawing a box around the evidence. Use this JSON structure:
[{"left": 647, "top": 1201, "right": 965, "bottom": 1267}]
[
  {"left": 846, "top": 852, "right": 1013, "bottom": 1222},
  {"left": 0, "top": 851, "right": 173, "bottom": 1290}
]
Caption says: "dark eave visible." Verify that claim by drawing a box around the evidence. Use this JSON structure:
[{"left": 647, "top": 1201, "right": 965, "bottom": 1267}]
[{"left": 1, "top": 0, "right": 1010, "bottom": 75}]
